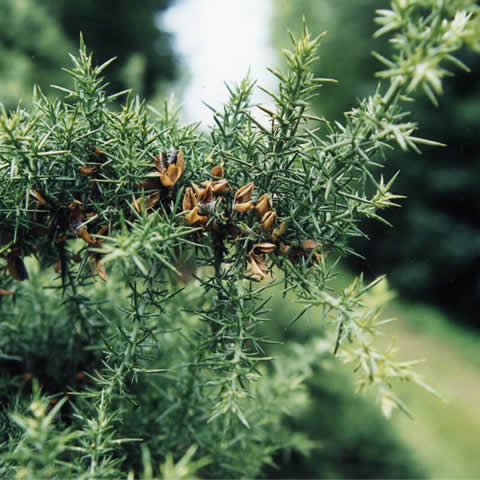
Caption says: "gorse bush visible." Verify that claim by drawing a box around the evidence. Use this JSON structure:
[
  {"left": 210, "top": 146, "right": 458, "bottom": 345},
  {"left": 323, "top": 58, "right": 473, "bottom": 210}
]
[
  {"left": 0, "top": 1, "right": 477, "bottom": 477},
  {"left": 277, "top": 0, "right": 480, "bottom": 327}
]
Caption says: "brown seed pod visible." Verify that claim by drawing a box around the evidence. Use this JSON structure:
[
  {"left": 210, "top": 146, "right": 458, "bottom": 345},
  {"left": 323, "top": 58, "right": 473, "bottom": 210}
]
[
  {"left": 131, "top": 192, "right": 161, "bottom": 214},
  {"left": 210, "top": 160, "right": 224, "bottom": 177},
  {"left": 233, "top": 201, "right": 254, "bottom": 213},
  {"left": 261, "top": 211, "right": 276, "bottom": 231},
  {"left": 248, "top": 252, "right": 268, "bottom": 280},
  {"left": 197, "top": 184, "right": 214, "bottom": 204},
  {"left": 255, "top": 194, "right": 271, "bottom": 217},
  {"left": 252, "top": 242, "right": 276, "bottom": 255},
  {"left": 7, "top": 251, "right": 28, "bottom": 281},
  {"left": 303, "top": 239, "right": 321, "bottom": 251},
  {"left": 96, "top": 259, "right": 108, "bottom": 282},
  {"left": 79, "top": 165, "right": 99, "bottom": 175},
  {"left": 272, "top": 221, "right": 287, "bottom": 241},
  {"left": 183, "top": 187, "right": 197, "bottom": 211},
  {"left": 185, "top": 207, "right": 208, "bottom": 225},
  {"left": 234, "top": 182, "right": 254, "bottom": 204},
  {"left": 94, "top": 147, "right": 107, "bottom": 161},
  {"left": 77, "top": 227, "right": 97, "bottom": 246},
  {"left": 211, "top": 179, "right": 231, "bottom": 194}
]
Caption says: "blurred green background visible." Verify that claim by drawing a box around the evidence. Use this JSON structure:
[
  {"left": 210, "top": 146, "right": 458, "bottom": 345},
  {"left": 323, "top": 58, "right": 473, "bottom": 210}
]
[{"left": 1, "top": 0, "right": 479, "bottom": 477}]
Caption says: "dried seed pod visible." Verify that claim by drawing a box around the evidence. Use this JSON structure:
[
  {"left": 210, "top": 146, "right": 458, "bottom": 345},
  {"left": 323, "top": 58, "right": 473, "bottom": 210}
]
[
  {"left": 255, "top": 194, "right": 271, "bottom": 217},
  {"left": 233, "top": 201, "right": 254, "bottom": 213},
  {"left": 192, "top": 183, "right": 203, "bottom": 196},
  {"left": 176, "top": 149, "right": 185, "bottom": 176},
  {"left": 211, "top": 179, "right": 231, "bottom": 194},
  {"left": 131, "top": 192, "right": 161, "bottom": 214},
  {"left": 252, "top": 242, "right": 276, "bottom": 254},
  {"left": 77, "top": 227, "right": 97, "bottom": 246},
  {"left": 234, "top": 182, "right": 254, "bottom": 204},
  {"left": 185, "top": 207, "right": 208, "bottom": 225},
  {"left": 261, "top": 210, "right": 276, "bottom": 231},
  {"left": 183, "top": 187, "right": 197, "bottom": 211},
  {"left": 7, "top": 251, "right": 28, "bottom": 281},
  {"left": 248, "top": 252, "right": 268, "bottom": 280},
  {"left": 54, "top": 261, "right": 62, "bottom": 274},
  {"left": 303, "top": 239, "right": 321, "bottom": 251},
  {"left": 197, "top": 184, "right": 214, "bottom": 204},
  {"left": 94, "top": 147, "right": 107, "bottom": 161},
  {"left": 272, "top": 221, "right": 287, "bottom": 241},
  {"left": 79, "top": 165, "right": 99, "bottom": 175},
  {"left": 211, "top": 160, "right": 224, "bottom": 177},
  {"left": 0, "top": 288, "right": 14, "bottom": 296},
  {"left": 96, "top": 259, "right": 108, "bottom": 282},
  {"left": 279, "top": 243, "right": 290, "bottom": 255}
]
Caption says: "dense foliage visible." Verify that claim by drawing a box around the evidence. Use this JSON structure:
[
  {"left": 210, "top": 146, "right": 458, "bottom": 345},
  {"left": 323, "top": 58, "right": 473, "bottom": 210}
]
[
  {"left": 275, "top": 0, "right": 480, "bottom": 326},
  {"left": 0, "top": 1, "right": 477, "bottom": 477}
]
